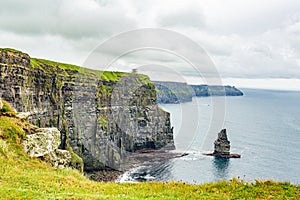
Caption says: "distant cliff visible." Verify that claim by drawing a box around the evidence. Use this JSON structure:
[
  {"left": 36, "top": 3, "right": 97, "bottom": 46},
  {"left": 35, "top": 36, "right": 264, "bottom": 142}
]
[
  {"left": 190, "top": 85, "right": 243, "bottom": 97},
  {"left": 0, "top": 48, "right": 174, "bottom": 171},
  {"left": 153, "top": 81, "right": 193, "bottom": 104},
  {"left": 153, "top": 81, "right": 243, "bottom": 104}
]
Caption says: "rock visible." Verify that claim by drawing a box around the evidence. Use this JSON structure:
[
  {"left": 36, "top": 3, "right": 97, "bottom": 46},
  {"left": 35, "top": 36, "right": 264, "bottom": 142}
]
[
  {"left": 213, "top": 129, "right": 230, "bottom": 156},
  {"left": 16, "top": 112, "right": 32, "bottom": 120},
  {"left": 22, "top": 127, "right": 71, "bottom": 168},
  {"left": 87, "top": 169, "right": 123, "bottom": 182},
  {"left": 204, "top": 129, "right": 241, "bottom": 158},
  {"left": 22, "top": 128, "right": 60, "bottom": 157},
  {"left": 228, "top": 154, "right": 241, "bottom": 158},
  {"left": 41, "top": 149, "right": 71, "bottom": 169}
]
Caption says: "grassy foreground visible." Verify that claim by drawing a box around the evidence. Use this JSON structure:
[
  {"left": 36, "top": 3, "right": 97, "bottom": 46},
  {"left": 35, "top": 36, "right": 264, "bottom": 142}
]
[{"left": 0, "top": 102, "right": 299, "bottom": 199}]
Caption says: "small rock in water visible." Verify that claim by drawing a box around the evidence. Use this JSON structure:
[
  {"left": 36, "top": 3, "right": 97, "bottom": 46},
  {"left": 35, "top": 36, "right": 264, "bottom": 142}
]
[
  {"left": 204, "top": 129, "right": 241, "bottom": 158},
  {"left": 213, "top": 129, "right": 230, "bottom": 156}
]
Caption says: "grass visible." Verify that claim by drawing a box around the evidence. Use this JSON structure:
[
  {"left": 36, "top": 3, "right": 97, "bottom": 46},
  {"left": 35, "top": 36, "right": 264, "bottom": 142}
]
[
  {"left": 0, "top": 99, "right": 15, "bottom": 113},
  {"left": 0, "top": 48, "right": 23, "bottom": 54},
  {"left": 30, "top": 58, "right": 81, "bottom": 71},
  {"left": 29, "top": 54, "right": 153, "bottom": 85},
  {"left": 2, "top": 48, "right": 156, "bottom": 90},
  {"left": 30, "top": 57, "right": 126, "bottom": 82},
  {"left": 0, "top": 105, "right": 299, "bottom": 199}
]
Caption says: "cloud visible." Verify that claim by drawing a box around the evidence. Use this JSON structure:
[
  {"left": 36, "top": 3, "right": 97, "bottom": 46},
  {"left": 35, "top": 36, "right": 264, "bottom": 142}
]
[
  {"left": 157, "top": 8, "right": 205, "bottom": 29},
  {"left": 200, "top": 0, "right": 300, "bottom": 35},
  {"left": 0, "top": 0, "right": 300, "bottom": 87},
  {"left": 0, "top": 0, "right": 137, "bottom": 39}
]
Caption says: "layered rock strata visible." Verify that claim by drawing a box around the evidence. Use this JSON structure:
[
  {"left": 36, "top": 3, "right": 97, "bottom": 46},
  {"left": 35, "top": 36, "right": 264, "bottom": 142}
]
[
  {"left": 0, "top": 48, "right": 174, "bottom": 171},
  {"left": 153, "top": 81, "right": 243, "bottom": 104}
]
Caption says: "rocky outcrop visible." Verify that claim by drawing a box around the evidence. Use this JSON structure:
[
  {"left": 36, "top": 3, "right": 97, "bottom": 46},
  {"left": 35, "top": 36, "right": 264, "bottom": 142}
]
[
  {"left": 0, "top": 48, "right": 174, "bottom": 171},
  {"left": 204, "top": 129, "right": 241, "bottom": 158},
  {"left": 213, "top": 129, "right": 230, "bottom": 156},
  {"left": 22, "top": 127, "right": 72, "bottom": 169}
]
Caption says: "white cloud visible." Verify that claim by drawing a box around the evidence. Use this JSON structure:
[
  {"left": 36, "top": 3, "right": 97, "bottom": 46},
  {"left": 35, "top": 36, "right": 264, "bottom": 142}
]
[
  {"left": 157, "top": 8, "right": 205, "bottom": 29},
  {"left": 1, "top": 0, "right": 300, "bottom": 90},
  {"left": 0, "top": 0, "right": 137, "bottom": 39}
]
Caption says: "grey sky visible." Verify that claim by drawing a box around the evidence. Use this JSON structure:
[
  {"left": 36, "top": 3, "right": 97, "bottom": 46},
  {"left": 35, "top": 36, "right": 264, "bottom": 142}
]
[{"left": 1, "top": 0, "right": 300, "bottom": 89}]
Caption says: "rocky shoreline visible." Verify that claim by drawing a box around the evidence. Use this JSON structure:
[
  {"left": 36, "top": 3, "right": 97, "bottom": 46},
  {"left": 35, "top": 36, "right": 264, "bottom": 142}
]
[
  {"left": 86, "top": 169, "right": 124, "bottom": 182},
  {"left": 204, "top": 152, "right": 241, "bottom": 158},
  {"left": 87, "top": 149, "right": 188, "bottom": 182}
]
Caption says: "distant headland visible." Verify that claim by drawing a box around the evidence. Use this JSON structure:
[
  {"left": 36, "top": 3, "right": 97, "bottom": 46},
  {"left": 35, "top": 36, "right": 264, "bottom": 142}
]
[{"left": 153, "top": 81, "right": 243, "bottom": 104}]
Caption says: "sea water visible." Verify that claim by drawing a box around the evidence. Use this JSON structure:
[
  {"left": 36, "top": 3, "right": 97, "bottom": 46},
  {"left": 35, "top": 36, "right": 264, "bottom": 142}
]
[{"left": 119, "top": 89, "right": 300, "bottom": 184}]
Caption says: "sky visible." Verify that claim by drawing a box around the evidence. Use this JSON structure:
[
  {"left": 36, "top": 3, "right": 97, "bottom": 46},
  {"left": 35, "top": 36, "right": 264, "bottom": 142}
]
[{"left": 1, "top": 0, "right": 300, "bottom": 90}]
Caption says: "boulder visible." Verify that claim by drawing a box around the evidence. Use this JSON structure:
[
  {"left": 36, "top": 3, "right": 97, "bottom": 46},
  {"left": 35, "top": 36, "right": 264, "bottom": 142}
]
[
  {"left": 22, "top": 128, "right": 71, "bottom": 168},
  {"left": 41, "top": 149, "right": 71, "bottom": 169},
  {"left": 22, "top": 128, "right": 60, "bottom": 157}
]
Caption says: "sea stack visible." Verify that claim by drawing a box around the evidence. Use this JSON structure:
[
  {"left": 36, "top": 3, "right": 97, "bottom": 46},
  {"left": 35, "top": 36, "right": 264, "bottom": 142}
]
[
  {"left": 213, "top": 129, "right": 230, "bottom": 156},
  {"left": 205, "top": 129, "right": 241, "bottom": 158}
]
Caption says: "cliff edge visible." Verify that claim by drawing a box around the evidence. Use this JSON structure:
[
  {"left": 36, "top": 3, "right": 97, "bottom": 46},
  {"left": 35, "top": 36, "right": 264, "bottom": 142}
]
[{"left": 0, "top": 48, "right": 174, "bottom": 171}]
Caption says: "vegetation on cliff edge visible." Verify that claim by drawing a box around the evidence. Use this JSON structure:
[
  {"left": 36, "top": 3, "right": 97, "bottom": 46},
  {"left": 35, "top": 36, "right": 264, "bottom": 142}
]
[
  {"left": 1, "top": 48, "right": 152, "bottom": 85},
  {"left": 0, "top": 100, "right": 299, "bottom": 199},
  {"left": 30, "top": 57, "right": 125, "bottom": 82}
]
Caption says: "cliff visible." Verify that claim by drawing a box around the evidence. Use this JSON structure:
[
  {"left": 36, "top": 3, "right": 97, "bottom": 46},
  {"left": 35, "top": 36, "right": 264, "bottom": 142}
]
[
  {"left": 0, "top": 48, "right": 174, "bottom": 171},
  {"left": 153, "top": 81, "right": 193, "bottom": 104},
  {"left": 190, "top": 85, "right": 243, "bottom": 97},
  {"left": 153, "top": 81, "right": 243, "bottom": 104}
]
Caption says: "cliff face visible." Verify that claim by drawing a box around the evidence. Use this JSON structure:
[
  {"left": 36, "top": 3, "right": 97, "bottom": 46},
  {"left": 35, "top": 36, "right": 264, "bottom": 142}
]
[
  {"left": 0, "top": 48, "right": 174, "bottom": 170},
  {"left": 190, "top": 85, "right": 243, "bottom": 97},
  {"left": 153, "top": 81, "right": 193, "bottom": 104},
  {"left": 153, "top": 81, "right": 243, "bottom": 104}
]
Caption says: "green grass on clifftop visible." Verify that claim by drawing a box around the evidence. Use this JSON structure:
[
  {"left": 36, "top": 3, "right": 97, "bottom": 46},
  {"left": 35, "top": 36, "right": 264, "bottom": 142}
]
[
  {"left": 0, "top": 48, "right": 23, "bottom": 54},
  {"left": 0, "top": 101, "right": 299, "bottom": 199},
  {"left": 30, "top": 57, "right": 126, "bottom": 81},
  {"left": 30, "top": 58, "right": 81, "bottom": 71},
  {"left": 1, "top": 48, "right": 157, "bottom": 86},
  {"left": 30, "top": 57, "right": 152, "bottom": 84}
]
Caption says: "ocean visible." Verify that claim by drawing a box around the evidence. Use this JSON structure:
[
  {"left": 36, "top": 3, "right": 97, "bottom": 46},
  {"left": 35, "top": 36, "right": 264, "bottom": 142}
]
[{"left": 119, "top": 89, "right": 300, "bottom": 184}]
